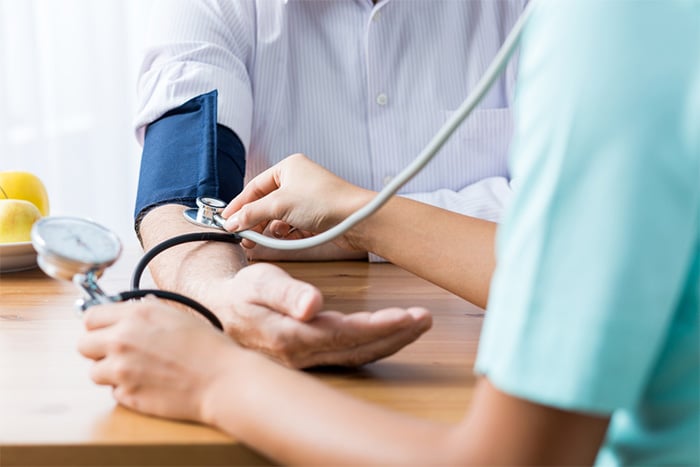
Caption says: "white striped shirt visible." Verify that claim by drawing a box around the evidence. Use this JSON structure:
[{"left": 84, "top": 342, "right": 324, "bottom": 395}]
[{"left": 136, "top": 0, "right": 526, "bottom": 229}]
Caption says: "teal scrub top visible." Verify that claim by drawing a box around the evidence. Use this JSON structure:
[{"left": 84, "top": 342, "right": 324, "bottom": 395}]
[{"left": 475, "top": 1, "right": 700, "bottom": 465}]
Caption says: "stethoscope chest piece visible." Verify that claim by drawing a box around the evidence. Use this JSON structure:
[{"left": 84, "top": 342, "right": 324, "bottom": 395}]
[{"left": 184, "top": 197, "right": 227, "bottom": 230}]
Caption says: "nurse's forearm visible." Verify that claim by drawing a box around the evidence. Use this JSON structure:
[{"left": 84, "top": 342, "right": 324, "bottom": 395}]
[
  {"left": 138, "top": 204, "right": 247, "bottom": 307},
  {"left": 203, "top": 346, "right": 458, "bottom": 466},
  {"left": 400, "top": 176, "right": 513, "bottom": 224},
  {"left": 347, "top": 197, "right": 496, "bottom": 308},
  {"left": 203, "top": 346, "right": 607, "bottom": 466}
]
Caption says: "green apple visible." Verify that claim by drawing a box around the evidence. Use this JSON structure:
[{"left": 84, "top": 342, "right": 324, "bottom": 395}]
[{"left": 0, "top": 199, "right": 42, "bottom": 243}]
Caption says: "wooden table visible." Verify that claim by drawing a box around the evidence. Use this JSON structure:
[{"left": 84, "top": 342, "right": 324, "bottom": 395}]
[{"left": 0, "top": 248, "right": 484, "bottom": 466}]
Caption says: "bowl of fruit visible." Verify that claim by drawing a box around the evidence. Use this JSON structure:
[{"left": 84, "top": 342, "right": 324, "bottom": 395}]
[{"left": 0, "top": 171, "right": 49, "bottom": 273}]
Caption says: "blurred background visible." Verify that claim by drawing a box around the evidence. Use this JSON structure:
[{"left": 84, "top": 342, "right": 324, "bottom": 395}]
[{"left": 0, "top": 0, "right": 154, "bottom": 246}]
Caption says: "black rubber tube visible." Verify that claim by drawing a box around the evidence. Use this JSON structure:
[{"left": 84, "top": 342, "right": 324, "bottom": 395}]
[
  {"left": 116, "top": 289, "right": 224, "bottom": 331},
  {"left": 126, "top": 231, "right": 241, "bottom": 331},
  {"left": 131, "top": 232, "right": 241, "bottom": 289}
]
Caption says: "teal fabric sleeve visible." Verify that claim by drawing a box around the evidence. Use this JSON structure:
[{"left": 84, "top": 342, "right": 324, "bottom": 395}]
[{"left": 475, "top": 1, "right": 699, "bottom": 464}]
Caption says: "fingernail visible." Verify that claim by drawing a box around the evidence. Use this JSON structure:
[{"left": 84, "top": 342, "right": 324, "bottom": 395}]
[
  {"left": 273, "top": 229, "right": 282, "bottom": 238},
  {"left": 224, "top": 215, "right": 239, "bottom": 231}
]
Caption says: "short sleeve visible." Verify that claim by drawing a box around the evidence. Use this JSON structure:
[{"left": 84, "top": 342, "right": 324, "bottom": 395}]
[
  {"left": 475, "top": 1, "right": 700, "bottom": 413},
  {"left": 134, "top": 0, "right": 255, "bottom": 149}
]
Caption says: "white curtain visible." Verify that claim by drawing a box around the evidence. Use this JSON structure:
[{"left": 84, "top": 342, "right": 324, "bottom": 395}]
[{"left": 0, "top": 0, "right": 153, "bottom": 245}]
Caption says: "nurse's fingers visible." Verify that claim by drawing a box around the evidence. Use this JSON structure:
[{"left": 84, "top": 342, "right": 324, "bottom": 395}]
[
  {"left": 89, "top": 357, "right": 127, "bottom": 387},
  {"left": 77, "top": 328, "right": 112, "bottom": 360},
  {"left": 269, "top": 220, "right": 301, "bottom": 239},
  {"left": 83, "top": 303, "right": 127, "bottom": 330},
  {"left": 224, "top": 191, "right": 290, "bottom": 233},
  {"left": 222, "top": 164, "right": 281, "bottom": 218}
]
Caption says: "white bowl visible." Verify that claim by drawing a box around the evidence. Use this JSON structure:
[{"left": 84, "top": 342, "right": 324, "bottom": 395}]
[{"left": 0, "top": 241, "right": 37, "bottom": 273}]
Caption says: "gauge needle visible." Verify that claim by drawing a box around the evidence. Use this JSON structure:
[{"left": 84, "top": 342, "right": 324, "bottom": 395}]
[{"left": 74, "top": 236, "right": 95, "bottom": 255}]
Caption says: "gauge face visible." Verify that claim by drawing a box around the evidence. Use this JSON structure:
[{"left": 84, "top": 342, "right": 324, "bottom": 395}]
[{"left": 31, "top": 217, "right": 122, "bottom": 266}]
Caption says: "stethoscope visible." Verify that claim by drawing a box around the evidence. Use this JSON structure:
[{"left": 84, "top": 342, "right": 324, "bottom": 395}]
[{"left": 30, "top": 1, "right": 537, "bottom": 331}]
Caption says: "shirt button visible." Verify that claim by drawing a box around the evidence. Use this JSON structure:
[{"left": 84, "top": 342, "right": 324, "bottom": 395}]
[
  {"left": 382, "top": 175, "right": 393, "bottom": 186},
  {"left": 372, "top": 11, "right": 382, "bottom": 22},
  {"left": 376, "top": 93, "right": 388, "bottom": 106}
]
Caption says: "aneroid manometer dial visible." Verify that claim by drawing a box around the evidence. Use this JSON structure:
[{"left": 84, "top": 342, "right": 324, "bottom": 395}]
[{"left": 31, "top": 216, "right": 122, "bottom": 282}]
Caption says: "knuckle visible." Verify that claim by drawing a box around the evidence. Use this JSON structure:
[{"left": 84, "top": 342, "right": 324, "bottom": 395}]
[
  {"left": 267, "top": 197, "right": 286, "bottom": 218},
  {"left": 88, "top": 363, "right": 102, "bottom": 382},
  {"left": 109, "top": 331, "right": 132, "bottom": 354},
  {"left": 113, "top": 361, "right": 132, "bottom": 381},
  {"left": 267, "top": 333, "right": 290, "bottom": 357},
  {"left": 287, "top": 153, "right": 305, "bottom": 163},
  {"left": 109, "top": 338, "right": 130, "bottom": 355},
  {"left": 132, "top": 303, "right": 152, "bottom": 321},
  {"left": 274, "top": 281, "right": 295, "bottom": 305},
  {"left": 113, "top": 385, "right": 137, "bottom": 408},
  {"left": 237, "top": 205, "right": 251, "bottom": 225}
]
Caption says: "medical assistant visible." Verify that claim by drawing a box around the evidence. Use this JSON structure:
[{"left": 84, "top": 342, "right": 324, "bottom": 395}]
[
  {"left": 134, "top": 0, "right": 527, "bottom": 242},
  {"left": 477, "top": 1, "right": 699, "bottom": 465}
]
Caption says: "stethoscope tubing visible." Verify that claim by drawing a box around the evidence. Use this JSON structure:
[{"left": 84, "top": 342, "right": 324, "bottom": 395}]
[
  {"left": 123, "top": 232, "right": 242, "bottom": 331},
  {"left": 130, "top": 232, "right": 242, "bottom": 290},
  {"left": 125, "top": 0, "right": 540, "bottom": 330},
  {"left": 231, "top": 0, "right": 538, "bottom": 251},
  {"left": 116, "top": 289, "right": 224, "bottom": 331}
]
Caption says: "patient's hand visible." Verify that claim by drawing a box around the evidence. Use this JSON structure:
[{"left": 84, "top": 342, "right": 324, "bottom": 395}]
[
  {"left": 138, "top": 204, "right": 426, "bottom": 369},
  {"left": 211, "top": 262, "right": 432, "bottom": 368}
]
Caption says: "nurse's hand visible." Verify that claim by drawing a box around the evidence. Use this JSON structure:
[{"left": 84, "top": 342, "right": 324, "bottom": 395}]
[
  {"left": 77, "top": 298, "right": 431, "bottom": 423},
  {"left": 213, "top": 263, "right": 432, "bottom": 368},
  {"left": 245, "top": 224, "right": 367, "bottom": 261},
  {"left": 222, "top": 154, "right": 373, "bottom": 250},
  {"left": 77, "top": 298, "right": 240, "bottom": 423}
]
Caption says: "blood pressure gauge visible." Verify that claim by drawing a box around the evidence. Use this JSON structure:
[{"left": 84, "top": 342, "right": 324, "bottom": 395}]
[
  {"left": 31, "top": 216, "right": 122, "bottom": 282},
  {"left": 30, "top": 216, "right": 225, "bottom": 330}
]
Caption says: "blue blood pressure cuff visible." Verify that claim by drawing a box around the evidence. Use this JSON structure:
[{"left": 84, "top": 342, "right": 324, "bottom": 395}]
[{"left": 134, "top": 90, "right": 245, "bottom": 233}]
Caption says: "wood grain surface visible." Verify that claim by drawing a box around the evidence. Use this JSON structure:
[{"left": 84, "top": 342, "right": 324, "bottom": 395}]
[{"left": 0, "top": 248, "right": 483, "bottom": 466}]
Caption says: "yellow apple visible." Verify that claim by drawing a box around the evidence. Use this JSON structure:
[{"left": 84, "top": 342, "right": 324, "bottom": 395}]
[
  {"left": 0, "top": 171, "right": 50, "bottom": 216},
  {"left": 0, "top": 199, "right": 42, "bottom": 243}
]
